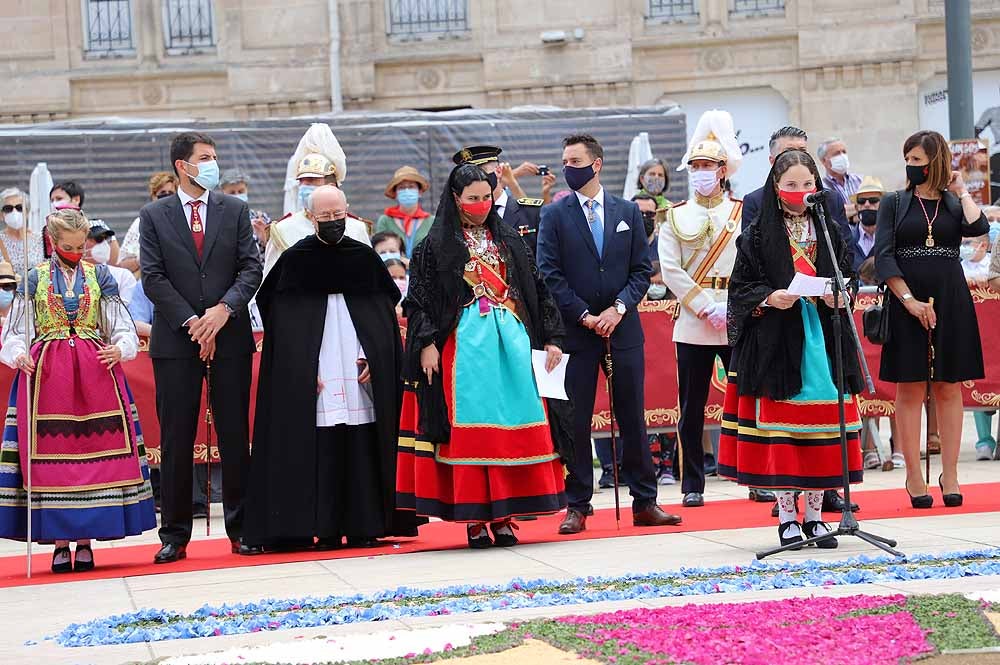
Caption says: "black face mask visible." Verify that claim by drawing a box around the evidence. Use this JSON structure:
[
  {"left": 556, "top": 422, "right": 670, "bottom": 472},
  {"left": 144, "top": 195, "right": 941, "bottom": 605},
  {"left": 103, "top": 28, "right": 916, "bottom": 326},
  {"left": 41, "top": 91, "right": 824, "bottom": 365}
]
[
  {"left": 858, "top": 209, "right": 878, "bottom": 228},
  {"left": 316, "top": 218, "right": 347, "bottom": 245},
  {"left": 485, "top": 171, "right": 499, "bottom": 192},
  {"left": 906, "top": 163, "right": 929, "bottom": 188},
  {"left": 642, "top": 212, "right": 656, "bottom": 237}
]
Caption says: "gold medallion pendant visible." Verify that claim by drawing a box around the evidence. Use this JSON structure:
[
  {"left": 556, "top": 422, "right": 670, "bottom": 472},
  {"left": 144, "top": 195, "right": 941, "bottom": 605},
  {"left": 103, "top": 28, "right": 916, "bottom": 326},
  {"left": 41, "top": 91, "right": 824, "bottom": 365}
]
[
  {"left": 925, "top": 235, "right": 935, "bottom": 248},
  {"left": 192, "top": 222, "right": 203, "bottom": 233}
]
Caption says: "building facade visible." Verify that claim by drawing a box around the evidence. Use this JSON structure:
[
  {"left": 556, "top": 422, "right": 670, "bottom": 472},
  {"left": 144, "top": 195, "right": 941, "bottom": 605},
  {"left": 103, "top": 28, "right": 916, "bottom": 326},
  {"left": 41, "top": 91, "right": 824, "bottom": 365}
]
[{"left": 2, "top": 0, "right": 1000, "bottom": 191}]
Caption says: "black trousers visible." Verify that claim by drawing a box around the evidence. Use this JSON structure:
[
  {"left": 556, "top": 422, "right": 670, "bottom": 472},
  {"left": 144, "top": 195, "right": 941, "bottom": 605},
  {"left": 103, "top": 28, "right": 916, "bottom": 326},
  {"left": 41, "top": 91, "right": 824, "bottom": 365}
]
[
  {"left": 154, "top": 354, "right": 252, "bottom": 545},
  {"left": 316, "top": 424, "right": 386, "bottom": 541},
  {"left": 564, "top": 341, "right": 658, "bottom": 513},
  {"left": 676, "top": 342, "right": 731, "bottom": 494}
]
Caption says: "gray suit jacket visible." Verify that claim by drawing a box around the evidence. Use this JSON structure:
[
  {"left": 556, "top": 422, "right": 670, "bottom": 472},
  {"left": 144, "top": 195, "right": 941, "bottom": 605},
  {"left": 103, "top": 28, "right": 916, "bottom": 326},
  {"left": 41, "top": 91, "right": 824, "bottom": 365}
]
[{"left": 139, "top": 191, "right": 262, "bottom": 359}]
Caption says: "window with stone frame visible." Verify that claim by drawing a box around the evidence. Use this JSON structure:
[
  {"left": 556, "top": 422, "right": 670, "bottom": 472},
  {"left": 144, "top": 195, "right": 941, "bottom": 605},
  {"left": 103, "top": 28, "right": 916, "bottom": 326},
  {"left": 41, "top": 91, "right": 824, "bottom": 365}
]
[
  {"left": 386, "top": 0, "right": 468, "bottom": 36},
  {"left": 729, "top": 0, "right": 785, "bottom": 18},
  {"left": 83, "top": 0, "right": 136, "bottom": 57},
  {"left": 648, "top": 0, "right": 699, "bottom": 22},
  {"left": 162, "top": 0, "right": 215, "bottom": 54}
]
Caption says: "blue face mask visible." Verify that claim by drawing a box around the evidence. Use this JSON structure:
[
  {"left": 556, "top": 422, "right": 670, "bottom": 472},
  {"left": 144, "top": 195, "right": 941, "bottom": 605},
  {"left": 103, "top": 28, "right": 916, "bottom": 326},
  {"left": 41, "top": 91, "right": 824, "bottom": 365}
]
[
  {"left": 0, "top": 290, "right": 13, "bottom": 309},
  {"left": 379, "top": 251, "right": 402, "bottom": 262},
  {"left": 185, "top": 160, "right": 220, "bottom": 191},
  {"left": 298, "top": 185, "right": 317, "bottom": 210},
  {"left": 396, "top": 188, "right": 420, "bottom": 207},
  {"left": 233, "top": 193, "right": 249, "bottom": 203},
  {"left": 563, "top": 163, "right": 596, "bottom": 191}
]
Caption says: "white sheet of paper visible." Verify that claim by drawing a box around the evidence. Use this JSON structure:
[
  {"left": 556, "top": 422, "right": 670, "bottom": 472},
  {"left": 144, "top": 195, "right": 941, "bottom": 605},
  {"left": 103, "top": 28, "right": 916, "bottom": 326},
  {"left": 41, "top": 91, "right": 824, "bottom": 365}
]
[
  {"left": 787, "top": 272, "right": 832, "bottom": 297},
  {"left": 531, "top": 350, "right": 570, "bottom": 400}
]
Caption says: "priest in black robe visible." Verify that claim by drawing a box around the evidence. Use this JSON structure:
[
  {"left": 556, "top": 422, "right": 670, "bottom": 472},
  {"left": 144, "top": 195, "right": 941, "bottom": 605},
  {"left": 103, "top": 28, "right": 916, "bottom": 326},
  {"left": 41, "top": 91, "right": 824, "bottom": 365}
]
[{"left": 244, "top": 185, "right": 423, "bottom": 551}]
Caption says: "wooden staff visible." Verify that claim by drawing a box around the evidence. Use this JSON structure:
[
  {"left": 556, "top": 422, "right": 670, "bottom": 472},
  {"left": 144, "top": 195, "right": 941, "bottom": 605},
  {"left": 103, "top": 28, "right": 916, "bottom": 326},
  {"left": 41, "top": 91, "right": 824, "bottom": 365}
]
[
  {"left": 602, "top": 338, "right": 621, "bottom": 530},
  {"left": 22, "top": 226, "right": 32, "bottom": 577},
  {"left": 204, "top": 361, "right": 214, "bottom": 537},
  {"left": 925, "top": 297, "right": 935, "bottom": 487}
]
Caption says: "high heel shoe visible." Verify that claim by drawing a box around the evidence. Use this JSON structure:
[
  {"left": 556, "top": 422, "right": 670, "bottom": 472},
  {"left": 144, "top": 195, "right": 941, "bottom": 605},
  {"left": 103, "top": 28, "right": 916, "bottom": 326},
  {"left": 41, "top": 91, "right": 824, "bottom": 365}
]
[
  {"left": 906, "top": 481, "right": 933, "bottom": 509},
  {"left": 937, "top": 474, "right": 963, "bottom": 508}
]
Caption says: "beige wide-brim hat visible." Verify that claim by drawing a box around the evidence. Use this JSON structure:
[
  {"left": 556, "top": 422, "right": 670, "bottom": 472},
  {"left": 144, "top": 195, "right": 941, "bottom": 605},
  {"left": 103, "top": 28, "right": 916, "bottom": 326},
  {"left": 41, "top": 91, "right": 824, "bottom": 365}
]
[
  {"left": 0, "top": 260, "right": 16, "bottom": 287},
  {"left": 384, "top": 166, "right": 430, "bottom": 199}
]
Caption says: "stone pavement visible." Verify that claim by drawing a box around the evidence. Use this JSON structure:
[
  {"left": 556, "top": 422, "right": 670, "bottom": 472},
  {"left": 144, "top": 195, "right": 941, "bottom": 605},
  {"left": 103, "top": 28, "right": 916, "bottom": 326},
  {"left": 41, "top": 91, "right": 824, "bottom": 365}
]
[{"left": 2, "top": 413, "right": 998, "bottom": 665}]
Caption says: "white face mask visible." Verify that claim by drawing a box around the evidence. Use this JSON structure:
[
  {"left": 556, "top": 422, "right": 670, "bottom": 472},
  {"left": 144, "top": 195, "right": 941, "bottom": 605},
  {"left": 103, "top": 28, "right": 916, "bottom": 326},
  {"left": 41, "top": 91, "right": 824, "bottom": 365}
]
[
  {"left": 689, "top": 169, "right": 721, "bottom": 197},
  {"left": 829, "top": 153, "right": 850, "bottom": 175},
  {"left": 4, "top": 210, "right": 24, "bottom": 231},
  {"left": 90, "top": 240, "right": 112, "bottom": 265}
]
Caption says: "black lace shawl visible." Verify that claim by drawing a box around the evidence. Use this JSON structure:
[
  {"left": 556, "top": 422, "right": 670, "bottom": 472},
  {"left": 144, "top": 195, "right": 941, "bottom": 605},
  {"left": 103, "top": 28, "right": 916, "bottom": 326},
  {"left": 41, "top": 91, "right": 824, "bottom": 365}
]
[
  {"left": 727, "top": 175, "right": 864, "bottom": 400},
  {"left": 402, "top": 206, "right": 573, "bottom": 461}
]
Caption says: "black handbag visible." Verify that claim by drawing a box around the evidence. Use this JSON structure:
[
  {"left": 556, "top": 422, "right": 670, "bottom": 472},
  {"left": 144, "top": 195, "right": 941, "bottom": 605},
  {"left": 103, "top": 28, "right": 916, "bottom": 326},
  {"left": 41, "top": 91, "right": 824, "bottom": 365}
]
[{"left": 863, "top": 284, "right": 891, "bottom": 345}]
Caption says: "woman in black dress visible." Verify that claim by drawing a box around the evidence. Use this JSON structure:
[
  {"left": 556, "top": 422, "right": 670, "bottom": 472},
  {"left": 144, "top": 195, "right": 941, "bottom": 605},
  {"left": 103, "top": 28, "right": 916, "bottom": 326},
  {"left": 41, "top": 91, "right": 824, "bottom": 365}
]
[{"left": 874, "top": 130, "right": 989, "bottom": 509}]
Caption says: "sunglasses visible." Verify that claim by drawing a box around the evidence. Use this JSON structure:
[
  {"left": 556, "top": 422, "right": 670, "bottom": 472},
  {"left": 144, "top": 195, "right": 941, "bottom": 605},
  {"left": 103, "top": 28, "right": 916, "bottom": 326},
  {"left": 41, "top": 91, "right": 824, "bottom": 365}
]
[
  {"left": 1, "top": 204, "right": 23, "bottom": 214},
  {"left": 856, "top": 197, "right": 881, "bottom": 206}
]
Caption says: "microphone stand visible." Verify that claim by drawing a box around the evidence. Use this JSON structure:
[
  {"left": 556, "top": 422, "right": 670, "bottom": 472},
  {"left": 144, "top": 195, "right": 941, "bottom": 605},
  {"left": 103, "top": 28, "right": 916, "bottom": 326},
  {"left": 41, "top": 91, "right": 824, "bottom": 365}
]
[{"left": 756, "top": 192, "right": 904, "bottom": 560}]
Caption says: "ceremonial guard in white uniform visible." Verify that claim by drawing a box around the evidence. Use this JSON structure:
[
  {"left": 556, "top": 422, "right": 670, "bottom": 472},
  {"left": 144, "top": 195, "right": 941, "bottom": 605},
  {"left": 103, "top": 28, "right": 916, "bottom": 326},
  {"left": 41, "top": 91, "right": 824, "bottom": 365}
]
[{"left": 659, "top": 110, "right": 764, "bottom": 507}]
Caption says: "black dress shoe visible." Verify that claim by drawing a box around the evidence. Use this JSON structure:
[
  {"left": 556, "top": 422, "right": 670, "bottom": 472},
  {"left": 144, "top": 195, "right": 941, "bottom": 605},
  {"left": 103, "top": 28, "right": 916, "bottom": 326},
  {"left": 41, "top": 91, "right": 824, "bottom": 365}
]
[
  {"left": 778, "top": 521, "right": 804, "bottom": 550},
  {"left": 51, "top": 546, "right": 72, "bottom": 574},
  {"left": 489, "top": 521, "right": 519, "bottom": 547},
  {"left": 803, "top": 520, "right": 838, "bottom": 549},
  {"left": 749, "top": 488, "right": 776, "bottom": 503},
  {"left": 822, "top": 490, "right": 859, "bottom": 513},
  {"left": 682, "top": 492, "right": 704, "bottom": 507},
  {"left": 73, "top": 544, "right": 95, "bottom": 572},
  {"left": 467, "top": 523, "right": 493, "bottom": 549},
  {"left": 938, "top": 474, "right": 963, "bottom": 507},
  {"left": 154, "top": 543, "right": 187, "bottom": 564}
]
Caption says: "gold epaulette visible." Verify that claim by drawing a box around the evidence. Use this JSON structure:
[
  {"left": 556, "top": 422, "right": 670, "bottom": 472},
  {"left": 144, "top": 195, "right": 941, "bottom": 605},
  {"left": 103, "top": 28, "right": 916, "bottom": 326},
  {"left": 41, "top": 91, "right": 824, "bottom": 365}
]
[{"left": 517, "top": 197, "right": 543, "bottom": 206}]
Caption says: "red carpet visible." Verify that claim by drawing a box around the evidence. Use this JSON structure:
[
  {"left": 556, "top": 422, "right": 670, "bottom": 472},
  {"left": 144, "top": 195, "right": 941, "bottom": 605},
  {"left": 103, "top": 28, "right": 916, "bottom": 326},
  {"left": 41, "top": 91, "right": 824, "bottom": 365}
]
[{"left": 1, "top": 483, "right": 996, "bottom": 588}]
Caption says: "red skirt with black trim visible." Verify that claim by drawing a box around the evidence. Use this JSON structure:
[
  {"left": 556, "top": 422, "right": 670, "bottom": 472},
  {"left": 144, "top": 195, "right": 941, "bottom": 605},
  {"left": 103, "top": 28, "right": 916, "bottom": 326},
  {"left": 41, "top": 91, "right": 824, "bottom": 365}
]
[
  {"left": 395, "top": 387, "right": 566, "bottom": 523},
  {"left": 717, "top": 373, "right": 863, "bottom": 491}
]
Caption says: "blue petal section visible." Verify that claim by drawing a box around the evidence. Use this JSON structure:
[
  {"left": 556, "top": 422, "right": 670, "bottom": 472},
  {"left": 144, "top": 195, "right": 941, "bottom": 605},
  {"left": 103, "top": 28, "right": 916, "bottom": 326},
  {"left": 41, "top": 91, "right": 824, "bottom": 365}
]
[{"left": 48, "top": 548, "right": 1000, "bottom": 647}]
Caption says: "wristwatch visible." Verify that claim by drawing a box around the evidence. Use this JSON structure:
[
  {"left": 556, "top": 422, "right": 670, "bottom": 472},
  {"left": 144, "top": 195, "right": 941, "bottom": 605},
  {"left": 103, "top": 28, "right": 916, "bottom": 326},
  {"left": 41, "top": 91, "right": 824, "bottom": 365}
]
[
  {"left": 901, "top": 293, "right": 914, "bottom": 302},
  {"left": 222, "top": 302, "right": 235, "bottom": 318},
  {"left": 614, "top": 299, "right": 626, "bottom": 316}
]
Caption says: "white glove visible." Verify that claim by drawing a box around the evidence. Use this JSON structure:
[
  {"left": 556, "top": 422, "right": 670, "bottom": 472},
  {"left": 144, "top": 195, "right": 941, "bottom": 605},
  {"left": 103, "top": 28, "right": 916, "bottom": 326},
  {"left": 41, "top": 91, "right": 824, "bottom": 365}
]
[{"left": 706, "top": 301, "right": 728, "bottom": 330}]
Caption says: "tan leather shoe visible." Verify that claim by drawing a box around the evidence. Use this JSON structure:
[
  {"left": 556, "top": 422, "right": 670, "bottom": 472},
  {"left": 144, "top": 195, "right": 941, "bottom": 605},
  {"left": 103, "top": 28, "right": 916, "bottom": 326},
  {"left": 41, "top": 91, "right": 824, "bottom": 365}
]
[
  {"left": 632, "top": 504, "right": 682, "bottom": 527},
  {"left": 558, "top": 509, "right": 587, "bottom": 534}
]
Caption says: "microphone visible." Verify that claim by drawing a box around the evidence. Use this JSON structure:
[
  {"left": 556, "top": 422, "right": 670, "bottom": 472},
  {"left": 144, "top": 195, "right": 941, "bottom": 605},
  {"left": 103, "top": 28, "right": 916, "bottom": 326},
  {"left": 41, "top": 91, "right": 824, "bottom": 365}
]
[{"left": 803, "top": 190, "right": 828, "bottom": 207}]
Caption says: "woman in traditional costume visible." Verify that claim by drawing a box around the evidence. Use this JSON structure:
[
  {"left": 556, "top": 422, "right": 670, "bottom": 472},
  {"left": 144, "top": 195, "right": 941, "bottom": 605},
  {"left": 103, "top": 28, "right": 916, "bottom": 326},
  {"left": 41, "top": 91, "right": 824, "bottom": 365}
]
[
  {"left": 718, "top": 150, "right": 864, "bottom": 550},
  {"left": 396, "top": 164, "right": 572, "bottom": 549},
  {"left": 0, "top": 209, "right": 155, "bottom": 573}
]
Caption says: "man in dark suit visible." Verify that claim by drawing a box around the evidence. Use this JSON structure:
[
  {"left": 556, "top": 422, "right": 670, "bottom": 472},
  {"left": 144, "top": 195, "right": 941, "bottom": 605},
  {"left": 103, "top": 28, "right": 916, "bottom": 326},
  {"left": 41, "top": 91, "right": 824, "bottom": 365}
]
[
  {"left": 739, "top": 126, "right": 860, "bottom": 516},
  {"left": 140, "top": 132, "right": 263, "bottom": 563},
  {"left": 537, "top": 134, "right": 682, "bottom": 535}
]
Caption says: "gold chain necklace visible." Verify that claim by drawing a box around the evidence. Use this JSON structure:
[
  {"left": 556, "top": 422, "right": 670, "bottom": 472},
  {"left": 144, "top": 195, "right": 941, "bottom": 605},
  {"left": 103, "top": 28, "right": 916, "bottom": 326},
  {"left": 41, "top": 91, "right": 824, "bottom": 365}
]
[{"left": 916, "top": 195, "right": 941, "bottom": 247}]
